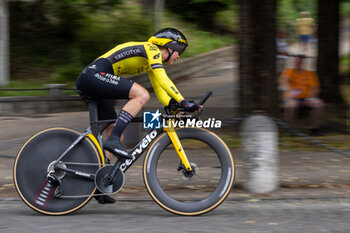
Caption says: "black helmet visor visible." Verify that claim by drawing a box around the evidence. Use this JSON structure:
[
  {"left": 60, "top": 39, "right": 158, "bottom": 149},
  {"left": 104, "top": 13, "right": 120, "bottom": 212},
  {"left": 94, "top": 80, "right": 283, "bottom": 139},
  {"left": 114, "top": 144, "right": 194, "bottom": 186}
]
[{"left": 166, "top": 41, "right": 188, "bottom": 55}]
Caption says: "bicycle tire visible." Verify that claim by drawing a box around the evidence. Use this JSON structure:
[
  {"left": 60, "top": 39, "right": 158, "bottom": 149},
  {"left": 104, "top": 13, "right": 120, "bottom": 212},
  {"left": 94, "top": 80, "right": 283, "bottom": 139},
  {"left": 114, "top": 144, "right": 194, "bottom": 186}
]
[
  {"left": 143, "top": 127, "right": 235, "bottom": 216},
  {"left": 13, "top": 127, "right": 102, "bottom": 215}
]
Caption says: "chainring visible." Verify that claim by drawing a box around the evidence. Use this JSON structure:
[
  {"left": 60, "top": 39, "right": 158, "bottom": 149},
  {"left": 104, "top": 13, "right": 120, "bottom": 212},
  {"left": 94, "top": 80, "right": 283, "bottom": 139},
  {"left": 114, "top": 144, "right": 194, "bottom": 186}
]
[{"left": 95, "top": 165, "right": 125, "bottom": 194}]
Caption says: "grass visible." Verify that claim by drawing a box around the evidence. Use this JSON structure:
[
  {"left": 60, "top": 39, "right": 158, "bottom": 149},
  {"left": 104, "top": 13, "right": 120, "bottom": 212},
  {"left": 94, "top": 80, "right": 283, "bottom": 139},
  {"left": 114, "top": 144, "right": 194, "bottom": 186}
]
[
  {"left": 340, "top": 53, "right": 350, "bottom": 75},
  {"left": 219, "top": 132, "right": 350, "bottom": 152},
  {"left": 158, "top": 131, "right": 350, "bottom": 153},
  {"left": 278, "top": 134, "right": 350, "bottom": 151},
  {"left": 0, "top": 80, "right": 50, "bottom": 97},
  {"left": 0, "top": 80, "right": 77, "bottom": 97}
]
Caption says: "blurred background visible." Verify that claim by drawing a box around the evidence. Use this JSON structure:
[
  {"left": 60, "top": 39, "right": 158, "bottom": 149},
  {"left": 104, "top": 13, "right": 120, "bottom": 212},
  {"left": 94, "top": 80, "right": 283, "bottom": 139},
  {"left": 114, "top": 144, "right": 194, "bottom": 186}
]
[
  {"left": 0, "top": 0, "right": 349, "bottom": 109},
  {"left": 0, "top": 0, "right": 349, "bottom": 142},
  {"left": 1, "top": 0, "right": 237, "bottom": 89},
  {"left": 0, "top": 2, "right": 350, "bottom": 227}
]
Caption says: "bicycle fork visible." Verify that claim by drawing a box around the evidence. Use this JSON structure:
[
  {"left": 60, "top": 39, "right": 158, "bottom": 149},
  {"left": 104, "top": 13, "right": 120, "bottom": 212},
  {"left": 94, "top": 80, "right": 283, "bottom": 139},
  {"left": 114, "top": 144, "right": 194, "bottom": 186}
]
[{"left": 164, "top": 120, "right": 192, "bottom": 172}]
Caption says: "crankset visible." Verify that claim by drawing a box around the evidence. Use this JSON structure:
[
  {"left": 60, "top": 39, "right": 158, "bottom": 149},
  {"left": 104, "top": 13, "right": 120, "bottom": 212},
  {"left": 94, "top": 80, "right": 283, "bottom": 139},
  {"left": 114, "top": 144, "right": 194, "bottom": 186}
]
[
  {"left": 95, "top": 165, "right": 125, "bottom": 194},
  {"left": 46, "top": 161, "right": 125, "bottom": 198}
]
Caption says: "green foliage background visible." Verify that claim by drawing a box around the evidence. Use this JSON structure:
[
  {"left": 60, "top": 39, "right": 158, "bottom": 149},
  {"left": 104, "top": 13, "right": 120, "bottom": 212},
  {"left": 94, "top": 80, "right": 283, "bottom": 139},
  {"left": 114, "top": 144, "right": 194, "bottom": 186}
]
[
  {"left": 5, "top": 0, "right": 350, "bottom": 96},
  {"left": 7, "top": 0, "right": 236, "bottom": 91}
]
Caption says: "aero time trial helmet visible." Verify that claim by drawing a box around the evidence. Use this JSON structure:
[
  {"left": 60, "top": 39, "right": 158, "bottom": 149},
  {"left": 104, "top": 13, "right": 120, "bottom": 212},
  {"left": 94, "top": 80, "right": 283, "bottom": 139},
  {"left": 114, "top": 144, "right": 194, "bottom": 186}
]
[{"left": 148, "top": 28, "right": 188, "bottom": 55}]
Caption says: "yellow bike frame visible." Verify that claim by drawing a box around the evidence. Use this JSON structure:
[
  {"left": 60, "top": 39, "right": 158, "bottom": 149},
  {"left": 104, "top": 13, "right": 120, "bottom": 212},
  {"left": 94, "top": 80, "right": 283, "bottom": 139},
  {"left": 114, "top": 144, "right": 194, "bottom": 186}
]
[
  {"left": 87, "top": 133, "right": 106, "bottom": 166},
  {"left": 164, "top": 119, "right": 192, "bottom": 171}
]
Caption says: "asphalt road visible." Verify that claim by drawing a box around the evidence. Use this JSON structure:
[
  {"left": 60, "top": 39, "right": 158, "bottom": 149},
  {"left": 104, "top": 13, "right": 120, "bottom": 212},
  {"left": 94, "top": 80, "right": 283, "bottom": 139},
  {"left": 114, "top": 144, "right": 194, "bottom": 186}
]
[{"left": 0, "top": 198, "right": 349, "bottom": 233}]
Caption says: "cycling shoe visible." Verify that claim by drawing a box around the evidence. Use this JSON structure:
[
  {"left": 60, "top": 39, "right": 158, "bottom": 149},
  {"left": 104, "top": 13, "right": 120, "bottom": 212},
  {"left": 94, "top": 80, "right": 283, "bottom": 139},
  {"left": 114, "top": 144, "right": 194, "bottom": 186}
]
[
  {"left": 94, "top": 195, "right": 116, "bottom": 204},
  {"left": 103, "top": 137, "right": 132, "bottom": 159}
]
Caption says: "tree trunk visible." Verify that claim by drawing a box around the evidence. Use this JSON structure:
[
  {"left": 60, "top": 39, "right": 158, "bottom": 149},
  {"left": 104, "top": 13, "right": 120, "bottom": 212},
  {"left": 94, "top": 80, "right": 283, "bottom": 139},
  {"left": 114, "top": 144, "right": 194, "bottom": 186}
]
[
  {"left": 239, "top": 0, "right": 279, "bottom": 116},
  {"left": 33, "top": 0, "right": 46, "bottom": 19},
  {"left": 142, "top": 0, "right": 154, "bottom": 18},
  {"left": 317, "top": 0, "right": 344, "bottom": 103}
]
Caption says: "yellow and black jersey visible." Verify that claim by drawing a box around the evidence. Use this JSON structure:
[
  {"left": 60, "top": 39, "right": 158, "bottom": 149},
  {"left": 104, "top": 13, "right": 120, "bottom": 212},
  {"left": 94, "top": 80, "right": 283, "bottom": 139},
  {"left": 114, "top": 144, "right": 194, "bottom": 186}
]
[{"left": 98, "top": 42, "right": 184, "bottom": 105}]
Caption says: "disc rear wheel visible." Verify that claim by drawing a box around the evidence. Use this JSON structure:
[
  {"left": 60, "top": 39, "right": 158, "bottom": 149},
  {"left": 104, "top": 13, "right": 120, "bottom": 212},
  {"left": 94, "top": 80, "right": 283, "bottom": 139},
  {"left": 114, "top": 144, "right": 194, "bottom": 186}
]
[{"left": 13, "top": 128, "right": 102, "bottom": 215}]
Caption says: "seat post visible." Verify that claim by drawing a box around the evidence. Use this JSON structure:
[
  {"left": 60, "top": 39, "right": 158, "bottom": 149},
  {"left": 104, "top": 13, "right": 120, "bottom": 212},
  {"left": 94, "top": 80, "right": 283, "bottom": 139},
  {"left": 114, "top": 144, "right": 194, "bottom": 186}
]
[
  {"left": 76, "top": 90, "right": 104, "bottom": 136},
  {"left": 88, "top": 101, "right": 99, "bottom": 123}
]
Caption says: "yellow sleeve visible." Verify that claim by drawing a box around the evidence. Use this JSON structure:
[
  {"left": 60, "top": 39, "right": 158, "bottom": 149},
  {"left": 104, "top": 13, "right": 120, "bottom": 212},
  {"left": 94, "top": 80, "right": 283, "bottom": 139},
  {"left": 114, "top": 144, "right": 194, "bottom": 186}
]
[{"left": 147, "top": 69, "right": 184, "bottom": 106}]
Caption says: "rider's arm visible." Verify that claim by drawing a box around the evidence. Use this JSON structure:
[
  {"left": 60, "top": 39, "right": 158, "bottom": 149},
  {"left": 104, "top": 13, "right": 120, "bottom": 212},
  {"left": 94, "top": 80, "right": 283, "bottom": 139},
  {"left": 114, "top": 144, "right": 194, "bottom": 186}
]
[
  {"left": 148, "top": 69, "right": 184, "bottom": 106},
  {"left": 148, "top": 73, "right": 171, "bottom": 106}
]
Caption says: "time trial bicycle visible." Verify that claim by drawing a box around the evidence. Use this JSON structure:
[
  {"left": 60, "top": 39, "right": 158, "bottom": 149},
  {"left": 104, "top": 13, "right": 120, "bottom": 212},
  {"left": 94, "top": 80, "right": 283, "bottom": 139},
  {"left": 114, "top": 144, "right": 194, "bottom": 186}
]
[{"left": 13, "top": 91, "right": 235, "bottom": 216}]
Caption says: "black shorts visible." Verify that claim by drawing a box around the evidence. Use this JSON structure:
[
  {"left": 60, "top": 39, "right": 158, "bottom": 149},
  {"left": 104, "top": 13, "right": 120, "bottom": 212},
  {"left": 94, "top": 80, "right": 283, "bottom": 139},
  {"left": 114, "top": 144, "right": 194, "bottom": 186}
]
[{"left": 76, "top": 58, "right": 134, "bottom": 120}]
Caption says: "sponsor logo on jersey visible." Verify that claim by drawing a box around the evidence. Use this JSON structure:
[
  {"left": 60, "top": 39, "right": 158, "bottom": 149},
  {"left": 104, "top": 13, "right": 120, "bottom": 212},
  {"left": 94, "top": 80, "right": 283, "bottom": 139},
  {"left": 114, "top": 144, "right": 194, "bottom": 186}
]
[
  {"left": 153, "top": 53, "right": 160, "bottom": 59},
  {"left": 110, "top": 45, "right": 148, "bottom": 63},
  {"left": 149, "top": 45, "right": 158, "bottom": 51},
  {"left": 105, "top": 73, "right": 120, "bottom": 80},
  {"left": 151, "top": 63, "right": 163, "bottom": 69},
  {"left": 115, "top": 49, "right": 141, "bottom": 61},
  {"left": 88, "top": 64, "right": 97, "bottom": 69},
  {"left": 94, "top": 72, "right": 120, "bottom": 86}
]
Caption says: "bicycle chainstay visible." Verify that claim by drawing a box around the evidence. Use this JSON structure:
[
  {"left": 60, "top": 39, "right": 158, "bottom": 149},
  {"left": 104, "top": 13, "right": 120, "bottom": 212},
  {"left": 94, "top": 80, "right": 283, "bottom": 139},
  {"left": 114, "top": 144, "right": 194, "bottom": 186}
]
[{"left": 52, "top": 161, "right": 110, "bottom": 199}]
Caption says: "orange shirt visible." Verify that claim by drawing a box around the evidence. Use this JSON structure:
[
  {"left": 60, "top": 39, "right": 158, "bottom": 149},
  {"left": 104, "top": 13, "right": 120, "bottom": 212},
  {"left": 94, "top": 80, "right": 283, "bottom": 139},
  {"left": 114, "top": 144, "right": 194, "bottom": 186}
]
[{"left": 281, "top": 68, "right": 320, "bottom": 99}]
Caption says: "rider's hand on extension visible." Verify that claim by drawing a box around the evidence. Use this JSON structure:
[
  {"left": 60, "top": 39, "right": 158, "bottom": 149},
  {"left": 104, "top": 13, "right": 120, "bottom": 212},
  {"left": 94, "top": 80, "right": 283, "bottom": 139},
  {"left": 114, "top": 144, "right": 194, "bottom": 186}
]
[
  {"left": 168, "top": 98, "right": 180, "bottom": 108},
  {"left": 179, "top": 100, "right": 201, "bottom": 112}
]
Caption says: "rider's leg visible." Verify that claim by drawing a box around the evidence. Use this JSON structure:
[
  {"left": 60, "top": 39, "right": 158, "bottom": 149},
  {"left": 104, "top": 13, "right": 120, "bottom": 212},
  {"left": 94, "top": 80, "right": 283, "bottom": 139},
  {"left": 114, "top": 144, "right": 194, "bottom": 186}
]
[
  {"left": 104, "top": 124, "right": 124, "bottom": 160},
  {"left": 122, "top": 83, "right": 151, "bottom": 116},
  {"left": 104, "top": 83, "right": 150, "bottom": 158}
]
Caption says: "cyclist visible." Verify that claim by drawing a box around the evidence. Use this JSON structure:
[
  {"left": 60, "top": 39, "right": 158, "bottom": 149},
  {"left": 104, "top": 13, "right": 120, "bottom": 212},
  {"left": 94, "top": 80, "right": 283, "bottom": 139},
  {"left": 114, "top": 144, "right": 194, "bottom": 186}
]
[{"left": 76, "top": 28, "right": 200, "bottom": 203}]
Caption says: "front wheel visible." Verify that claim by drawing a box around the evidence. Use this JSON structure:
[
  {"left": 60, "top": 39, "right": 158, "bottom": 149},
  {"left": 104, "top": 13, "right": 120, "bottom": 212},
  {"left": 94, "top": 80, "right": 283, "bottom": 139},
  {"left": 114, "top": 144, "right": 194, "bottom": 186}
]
[{"left": 143, "top": 127, "right": 235, "bottom": 216}]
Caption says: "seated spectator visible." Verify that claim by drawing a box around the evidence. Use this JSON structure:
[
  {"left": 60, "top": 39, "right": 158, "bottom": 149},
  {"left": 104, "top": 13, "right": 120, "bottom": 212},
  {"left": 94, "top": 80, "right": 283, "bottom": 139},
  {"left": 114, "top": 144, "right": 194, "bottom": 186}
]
[{"left": 278, "top": 55, "right": 324, "bottom": 136}]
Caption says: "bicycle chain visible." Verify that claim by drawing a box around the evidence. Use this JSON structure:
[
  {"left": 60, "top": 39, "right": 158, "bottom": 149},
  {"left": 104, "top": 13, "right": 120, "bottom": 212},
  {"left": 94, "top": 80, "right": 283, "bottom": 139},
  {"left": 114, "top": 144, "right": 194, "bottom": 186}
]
[{"left": 54, "top": 162, "right": 115, "bottom": 199}]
